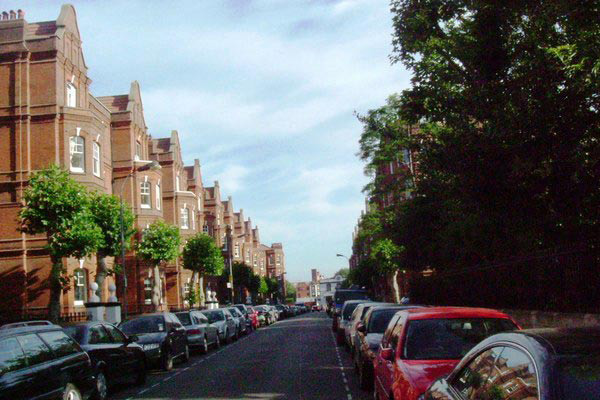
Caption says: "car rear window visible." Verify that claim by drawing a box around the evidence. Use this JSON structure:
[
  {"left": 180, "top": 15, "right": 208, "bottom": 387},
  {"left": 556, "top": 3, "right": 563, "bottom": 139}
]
[
  {"left": 369, "top": 309, "right": 402, "bottom": 334},
  {"left": 342, "top": 303, "right": 362, "bottom": 320},
  {"left": 404, "top": 318, "right": 517, "bottom": 360},
  {"left": 17, "top": 333, "right": 53, "bottom": 365},
  {"left": 175, "top": 313, "right": 192, "bottom": 326},
  {"left": 0, "top": 337, "right": 26, "bottom": 373},
  {"left": 204, "top": 311, "right": 224, "bottom": 322},
  {"left": 559, "top": 355, "right": 600, "bottom": 399},
  {"left": 120, "top": 316, "right": 166, "bottom": 334}
]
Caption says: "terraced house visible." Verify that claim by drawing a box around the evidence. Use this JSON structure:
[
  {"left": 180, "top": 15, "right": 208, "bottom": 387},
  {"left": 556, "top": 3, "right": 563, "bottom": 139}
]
[{"left": 0, "top": 5, "right": 285, "bottom": 319}]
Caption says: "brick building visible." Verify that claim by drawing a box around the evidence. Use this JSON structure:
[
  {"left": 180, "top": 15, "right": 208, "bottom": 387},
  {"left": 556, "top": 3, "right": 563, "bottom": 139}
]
[{"left": 0, "top": 5, "right": 285, "bottom": 317}]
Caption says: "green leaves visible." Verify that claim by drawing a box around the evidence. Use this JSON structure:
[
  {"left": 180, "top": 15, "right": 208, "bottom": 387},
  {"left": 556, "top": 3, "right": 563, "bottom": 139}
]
[
  {"left": 182, "top": 233, "right": 224, "bottom": 276},
  {"left": 89, "top": 191, "right": 135, "bottom": 257},
  {"left": 136, "top": 220, "right": 181, "bottom": 266}
]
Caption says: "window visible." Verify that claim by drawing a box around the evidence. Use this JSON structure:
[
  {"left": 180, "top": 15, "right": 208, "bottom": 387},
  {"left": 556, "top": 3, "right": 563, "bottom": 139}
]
[
  {"left": 17, "top": 334, "right": 53, "bottom": 366},
  {"left": 74, "top": 269, "right": 87, "bottom": 306},
  {"left": 69, "top": 136, "right": 85, "bottom": 173},
  {"left": 88, "top": 325, "right": 112, "bottom": 345},
  {"left": 181, "top": 207, "right": 189, "bottom": 229},
  {"left": 66, "top": 82, "right": 77, "bottom": 107},
  {"left": 156, "top": 183, "right": 161, "bottom": 210},
  {"left": 144, "top": 279, "right": 152, "bottom": 304},
  {"left": 203, "top": 225, "right": 209, "bottom": 234},
  {"left": 140, "top": 181, "right": 151, "bottom": 208},
  {"left": 92, "top": 142, "right": 101, "bottom": 177},
  {"left": 104, "top": 325, "right": 126, "bottom": 344},
  {"left": 276, "top": 255, "right": 281, "bottom": 265},
  {"left": 245, "top": 250, "right": 250, "bottom": 263},
  {"left": 326, "top": 283, "right": 331, "bottom": 292},
  {"left": 234, "top": 243, "right": 240, "bottom": 257},
  {"left": 39, "top": 331, "right": 80, "bottom": 358},
  {"left": 192, "top": 208, "right": 196, "bottom": 230},
  {"left": 135, "top": 141, "right": 142, "bottom": 161},
  {"left": 176, "top": 174, "right": 180, "bottom": 191},
  {"left": 198, "top": 196, "right": 202, "bottom": 209},
  {"left": 0, "top": 337, "right": 26, "bottom": 374}
]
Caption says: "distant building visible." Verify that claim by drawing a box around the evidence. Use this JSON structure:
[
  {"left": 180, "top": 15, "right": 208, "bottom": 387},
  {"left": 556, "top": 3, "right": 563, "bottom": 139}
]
[
  {"left": 318, "top": 274, "right": 345, "bottom": 307},
  {"left": 295, "top": 282, "right": 311, "bottom": 299}
]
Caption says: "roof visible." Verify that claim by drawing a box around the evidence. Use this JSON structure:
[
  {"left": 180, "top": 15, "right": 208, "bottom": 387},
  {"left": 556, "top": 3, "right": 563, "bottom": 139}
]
[
  {"left": 404, "top": 307, "right": 512, "bottom": 321},
  {"left": 0, "top": 323, "right": 63, "bottom": 338},
  {"left": 516, "top": 327, "right": 600, "bottom": 356},
  {"left": 97, "top": 94, "right": 128, "bottom": 112}
]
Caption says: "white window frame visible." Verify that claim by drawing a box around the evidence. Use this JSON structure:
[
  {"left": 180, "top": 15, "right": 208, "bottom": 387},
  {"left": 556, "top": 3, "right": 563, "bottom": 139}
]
[
  {"left": 191, "top": 207, "right": 196, "bottom": 230},
  {"left": 66, "top": 82, "right": 77, "bottom": 107},
  {"left": 181, "top": 207, "right": 189, "bottom": 229},
  {"left": 140, "top": 181, "right": 151, "bottom": 209},
  {"left": 69, "top": 136, "right": 85, "bottom": 173},
  {"left": 176, "top": 174, "right": 180, "bottom": 191},
  {"left": 156, "top": 183, "right": 161, "bottom": 210},
  {"left": 234, "top": 243, "right": 240, "bottom": 257},
  {"left": 92, "top": 142, "right": 101, "bottom": 177},
  {"left": 73, "top": 269, "right": 87, "bottom": 306},
  {"left": 135, "top": 141, "right": 142, "bottom": 161},
  {"left": 144, "top": 279, "right": 152, "bottom": 305}
]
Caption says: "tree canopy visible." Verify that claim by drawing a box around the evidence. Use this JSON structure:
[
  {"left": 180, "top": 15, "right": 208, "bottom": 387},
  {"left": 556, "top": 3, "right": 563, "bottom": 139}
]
[
  {"left": 136, "top": 220, "right": 181, "bottom": 266},
  {"left": 182, "top": 233, "right": 224, "bottom": 277}
]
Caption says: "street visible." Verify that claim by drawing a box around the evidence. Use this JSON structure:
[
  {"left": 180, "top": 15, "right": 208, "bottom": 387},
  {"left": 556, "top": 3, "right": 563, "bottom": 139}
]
[{"left": 112, "top": 312, "right": 370, "bottom": 400}]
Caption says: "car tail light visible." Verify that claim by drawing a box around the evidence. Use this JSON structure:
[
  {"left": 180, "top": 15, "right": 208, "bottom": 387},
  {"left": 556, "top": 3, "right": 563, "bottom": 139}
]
[{"left": 188, "top": 329, "right": 200, "bottom": 335}]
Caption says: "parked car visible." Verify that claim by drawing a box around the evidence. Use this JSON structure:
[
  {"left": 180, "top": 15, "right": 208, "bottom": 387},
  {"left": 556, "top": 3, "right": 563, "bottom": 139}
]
[
  {"left": 354, "top": 305, "right": 421, "bottom": 389},
  {"left": 423, "top": 327, "right": 600, "bottom": 400},
  {"left": 227, "top": 307, "right": 248, "bottom": 336},
  {"left": 246, "top": 306, "right": 260, "bottom": 329},
  {"left": 254, "top": 305, "right": 275, "bottom": 325},
  {"left": 234, "top": 304, "right": 255, "bottom": 332},
  {"left": 312, "top": 305, "right": 321, "bottom": 312},
  {"left": 275, "top": 304, "right": 287, "bottom": 319},
  {"left": 0, "top": 322, "right": 96, "bottom": 399},
  {"left": 203, "top": 308, "right": 237, "bottom": 343},
  {"left": 119, "top": 312, "right": 189, "bottom": 371},
  {"left": 345, "top": 302, "right": 390, "bottom": 353},
  {"left": 175, "top": 310, "right": 220, "bottom": 352},
  {"left": 373, "top": 307, "right": 519, "bottom": 400},
  {"left": 336, "top": 299, "right": 370, "bottom": 346},
  {"left": 62, "top": 321, "right": 146, "bottom": 399},
  {"left": 268, "top": 305, "right": 280, "bottom": 321}
]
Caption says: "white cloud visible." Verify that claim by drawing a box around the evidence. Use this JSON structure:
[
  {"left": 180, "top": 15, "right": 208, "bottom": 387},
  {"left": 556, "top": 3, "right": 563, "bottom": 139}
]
[{"left": 212, "top": 165, "right": 250, "bottom": 194}]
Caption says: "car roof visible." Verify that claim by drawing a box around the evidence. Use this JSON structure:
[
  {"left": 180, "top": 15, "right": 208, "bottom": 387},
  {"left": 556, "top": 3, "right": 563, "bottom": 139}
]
[
  {"left": 0, "top": 323, "right": 64, "bottom": 338},
  {"left": 512, "top": 327, "right": 600, "bottom": 356},
  {"left": 403, "top": 306, "right": 512, "bottom": 320},
  {"left": 343, "top": 300, "right": 370, "bottom": 306}
]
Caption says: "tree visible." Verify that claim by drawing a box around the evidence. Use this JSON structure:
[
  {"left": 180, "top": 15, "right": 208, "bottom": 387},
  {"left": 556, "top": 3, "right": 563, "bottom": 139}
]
[
  {"left": 335, "top": 268, "right": 349, "bottom": 279},
  {"left": 222, "top": 262, "right": 257, "bottom": 303},
  {"left": 285, "top": 281, "right": 296, "bottom": 303},
  {"left": 137, "top": 220, "right": 180, "bottom": 310},
  {"left": 265, "top": 277, "right": 280, "bottom": 301},
  {"left": 88, "top": 191, "right": 135, "bottom": 301},
  {"left": 258, "top": 277, "right": 268, "bottom": 297},
  {"left": 19, "top": 165, "right": 103, "bottom": 321},
  {"left": 181, "top": 233, "right": 223, "bottom": 307},
  {"left": 370, "top": 239, "right": 404, "bottom": 303}
]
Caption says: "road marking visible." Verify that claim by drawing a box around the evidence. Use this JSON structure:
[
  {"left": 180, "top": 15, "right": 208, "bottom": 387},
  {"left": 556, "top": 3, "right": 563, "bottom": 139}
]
[{"left": 331, "top": 331, "right": 353, "bottom": 400}]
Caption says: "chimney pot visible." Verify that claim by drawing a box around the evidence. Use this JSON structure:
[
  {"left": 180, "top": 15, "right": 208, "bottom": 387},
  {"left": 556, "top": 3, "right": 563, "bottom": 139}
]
[
  {"left": 17, "top": 9, "right": 24, "bottom": 19},
  {"left": 2, "top": 12, "right": 8, "bottom": 20},
  {"left": 9, "top": 10, "right": 16, "bottom": 19}
]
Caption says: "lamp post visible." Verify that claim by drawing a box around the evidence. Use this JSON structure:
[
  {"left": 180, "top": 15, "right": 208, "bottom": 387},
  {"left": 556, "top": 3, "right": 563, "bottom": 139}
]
[
  {"left": 336, "top": 253, "right": 350, "bottom": 266},
  {"left": 117, "top": 160, "right": 161, "bottom": 320},
  {"left": 226, "top": 225, "right": 234, "bottom": 304}
]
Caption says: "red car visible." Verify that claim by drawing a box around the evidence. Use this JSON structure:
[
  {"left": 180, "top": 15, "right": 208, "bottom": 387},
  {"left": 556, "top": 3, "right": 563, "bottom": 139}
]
[
  {"left": 373, "top": 307, "right": 519, "bottom": 400},
  {"left": 246, "top": 306, "right": 260, "bottom": 329}
]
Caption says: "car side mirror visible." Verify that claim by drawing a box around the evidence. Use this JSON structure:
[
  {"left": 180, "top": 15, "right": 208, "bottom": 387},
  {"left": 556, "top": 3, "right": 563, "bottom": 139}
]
[
  {"left": 127, "top": 334, "right": 139, "bottom": 343},
  {"left": 357, "top": 323, "right": 366, "bottom": 333},
  {"left": 380, "top": 347, "right": 394, "bottom": 361}
]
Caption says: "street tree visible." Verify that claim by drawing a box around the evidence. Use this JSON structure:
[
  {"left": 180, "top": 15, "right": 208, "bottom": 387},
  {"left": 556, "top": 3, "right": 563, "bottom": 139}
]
[
  {"left": 285, "top": 281, "right": 296, "bottom": 303},
  {"left": 370, "top": 239, "right": 404, "bottom": 303},
  {"left": 335, "top": 268, "right": 349, "bottom": 279},
  {"left": 136, "top": 220, "right": 180, "bottom": 310},
  {"left": 266, "top": 277, "right": 280, "bottom": 301},
  {"left": 88, "top": 191, "right": 135, "bottom": 301},
  {"left": 182, "top": 233, "right": 224, "bottom": 306},
  {"left": 222, "top": 262, "right": 257, "bottom": 303},
  {"left": 19, "top": 165, "right": 103, "bottom": 321},
  {"left": 258, "top": 277, "right": 268, "bottom": 300}
]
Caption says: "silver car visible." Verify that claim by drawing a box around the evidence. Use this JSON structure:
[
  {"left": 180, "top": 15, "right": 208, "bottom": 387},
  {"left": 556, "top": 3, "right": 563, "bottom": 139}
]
[
  {"left": 175, "top": 310, "right": 220, "bottom": 353},
  {"left": 227, "top": 307, "right": 247, "bottom": 336},
  {"left": 203, "top": 309, "right": 238, "bottom": 344}
]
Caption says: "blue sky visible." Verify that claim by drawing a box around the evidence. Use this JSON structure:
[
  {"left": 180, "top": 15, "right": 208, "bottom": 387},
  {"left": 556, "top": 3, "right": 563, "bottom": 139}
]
[{"left": 21, "top": 0, "right": 410, "bottom": 282}]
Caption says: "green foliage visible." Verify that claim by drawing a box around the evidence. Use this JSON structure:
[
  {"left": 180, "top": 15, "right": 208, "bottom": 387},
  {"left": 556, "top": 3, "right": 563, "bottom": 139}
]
[
  {"left": 184, "top": 286, "right": 198, "bottom": 308},
  {"left": 265, "top": 277, "right": 280, "bottom": 296},
  {"left": 335, "top": 268, "right": 349, "bottom": 279},
  {"left": 19, "top": 165, "right": 103, "bottom": 260},
  {"left": 136, "top": 220, "right": 181, "bottom": 266},
  {"left": 370, "top": 239, "right": 404, "bottom": 275},
  {"left": 285, "top": 280, "right": 296, "bottom": 302},
  {"left": 182, "top": 233, "right": 224, "bottom": 276},
  {"left": 258, "top": 277, "right": 268, "bottom": 295},
  {"left": 88, "top": 191, "right": 135, "bottom": 256},
  {"left": 248, "top": 274, "right": 261, "bottom": 295}
]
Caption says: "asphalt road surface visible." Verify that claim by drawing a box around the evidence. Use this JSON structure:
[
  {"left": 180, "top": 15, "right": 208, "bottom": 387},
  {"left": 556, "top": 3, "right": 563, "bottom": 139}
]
[{"left": 111, "top": 311, "right": 370, "bottom": 400}]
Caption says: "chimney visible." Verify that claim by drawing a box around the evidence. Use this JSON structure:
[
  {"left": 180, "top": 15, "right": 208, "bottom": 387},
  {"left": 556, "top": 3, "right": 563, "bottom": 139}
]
[
  {"left": 17, "top": 9, "right": 24, "bottom": 19},
  {"left": 2, "top": 12, "right": 8, "bottom": 20},
  {"left": 9, "top": 10, "right": 16, "bottom": 19}
]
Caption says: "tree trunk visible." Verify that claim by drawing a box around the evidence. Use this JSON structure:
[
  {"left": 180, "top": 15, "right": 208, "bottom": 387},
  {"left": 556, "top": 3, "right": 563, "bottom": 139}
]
[
  {"left": 95, "top": 250, "right": 108, "bottom": 301},
  {"left": 152, "top": 264, "right": 161, "bottom": 311},
  {"left": 48, "top": 254, "right": 63, "bottom": 323},
  {"left": 198, "top": 274, "right": 205, "bottom": 307},
  {"left": 390, "top": 270, "right": 401, "bottom": 304}
]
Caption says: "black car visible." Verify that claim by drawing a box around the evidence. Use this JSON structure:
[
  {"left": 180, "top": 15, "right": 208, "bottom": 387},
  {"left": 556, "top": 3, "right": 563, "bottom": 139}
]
[
  {"left": 0, "top": 322, "right": 95, "bottom": 399},
  {"left": 233, "top": 304, "right": 254, "bottom": 333},
  {"left": 63, "top": 321, "right": 146, "bottom": 400},
  {"left": 119, "top": 312, "right": 189, "bottom": 371},
  {"left": 422, "top": 327, "right": 600, "bottom": 400}
]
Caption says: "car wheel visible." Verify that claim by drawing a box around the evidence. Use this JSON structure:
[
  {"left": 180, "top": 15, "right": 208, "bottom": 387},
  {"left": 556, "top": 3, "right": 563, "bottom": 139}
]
[
  {"left": 162, "top": 350, "right": 173, "bottom": 371},
  {"left": 62, "top": 383, "right": 82, "bottom": 400},
  {"left": 92, "top": 371, "right": 108, "bottom": 400},
  {"left": 135, "top": 360, "right": 147, "bottom": 386},
  {"left": 201, "top": 336, "right": 209, "bottom": 354},
  {"left": 182, "top": 344, "right": 190, "bottom": 362}
]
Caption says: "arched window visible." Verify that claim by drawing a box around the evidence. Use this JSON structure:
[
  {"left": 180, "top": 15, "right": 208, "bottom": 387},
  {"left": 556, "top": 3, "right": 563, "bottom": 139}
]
[
  {"left": 92, "top": 142, "right": 101, "bottom": 177},
  {"left": 73, "top": 269, "right": 87, "bottom": 306},
  {"left": 140, "top": 181, "right": 151, "bottom": 208},
  {"left": 69, "top": 136, "right": 85, "bottom": 173}
]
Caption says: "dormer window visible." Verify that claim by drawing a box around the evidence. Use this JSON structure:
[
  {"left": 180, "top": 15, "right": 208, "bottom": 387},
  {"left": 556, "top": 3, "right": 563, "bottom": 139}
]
[
  {"left": 66, "top": 82, "right": 77, "bottom": 107},
  {"left": 69, "top": 136, "right": 85, "bottom": 173}
]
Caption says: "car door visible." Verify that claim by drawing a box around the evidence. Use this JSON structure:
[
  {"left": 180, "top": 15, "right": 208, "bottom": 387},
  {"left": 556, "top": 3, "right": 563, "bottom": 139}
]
[
  {"left": 168, "top": 313, "right": 187, "bottom": 355},
  {"left": 104, "top": 324, "right": 138, "bottom": 379},
  {"left": 0, "top": 336, "right": 33, "bottom": 399},
  {"left": 374, "top": 313, "right": 402, "bottom": 398},
  {"left": 16, "top": 332, "right": 59, "bottom": 399},
  {"left": 200, "top": 313, "right": 217, "bottom": 343},
  {"left": 87, "top": 324, "right": 121, "bottom": 381}
]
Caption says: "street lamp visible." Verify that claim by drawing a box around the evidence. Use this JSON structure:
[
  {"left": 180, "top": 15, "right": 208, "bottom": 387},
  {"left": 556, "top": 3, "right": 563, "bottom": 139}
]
[{"left": 117, "top": 160, "right": 161, "bottom": 320}]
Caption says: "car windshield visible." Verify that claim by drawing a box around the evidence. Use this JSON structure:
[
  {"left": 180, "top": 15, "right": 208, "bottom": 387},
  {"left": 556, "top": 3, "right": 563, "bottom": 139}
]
[
  {"left": 204, "top": 311, "right": 224, "bottom": 322},
  {"left": 404, "top": 318, "right": 517, "bottom": 360},
  {"left": 120, "top": 316, "right": 166, "bottom": 334},
  {"left": 62, "top": 325, "right": 86, "bottom": 344},
  {"left": 559, "top": 355, "right": 600, "bottom": 399},
  {"left": 234, "top": 305, "right": 246, "bottom": 313},
  {"left": 342, "top": 303, "right": 362, "bottom": 320},
  {"left": 175, "top": 313, "right": 192, "bottom": 326},
  {"left": 335, "top": 290, "right": 368, "bottom": 304},
  {"left": 228, "top": 309, "right": 238, "bottom": 316},
  {"left": 369, "top": 309, "right": 402, "bottom": 334}
]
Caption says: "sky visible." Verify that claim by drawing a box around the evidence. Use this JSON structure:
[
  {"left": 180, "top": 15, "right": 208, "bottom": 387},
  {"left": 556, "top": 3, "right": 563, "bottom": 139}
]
[{"left": 19, "top": 0, "right": 411, "bottom": 282}]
